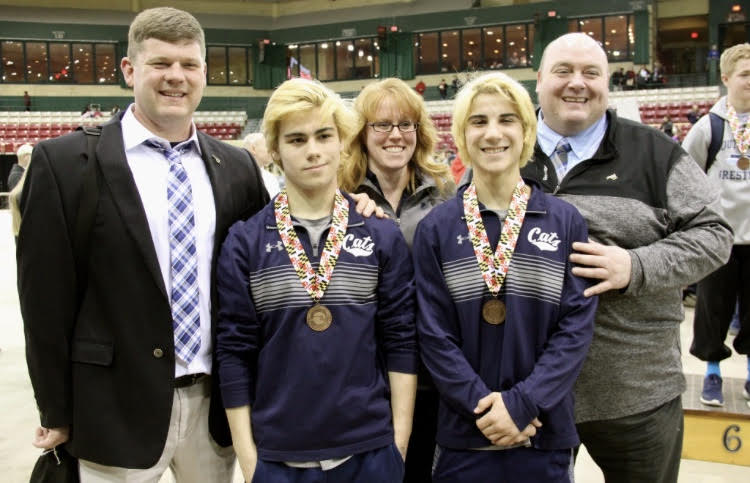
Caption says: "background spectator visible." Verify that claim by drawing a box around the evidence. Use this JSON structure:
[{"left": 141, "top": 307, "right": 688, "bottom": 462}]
[
  {"left": 611, "top": 67, "right": 624, "bottom": 91},
  {"left": 661, "top": 115, "right": 674, "bottom": 137},
  {"left": 243, "top": 132, "right": 281, "bottom": 197},
  {"left": 415, "top": 79, "right": 426, "bottom": 96},
  {"left": 7, "top": 143, "right": 32, "bottom": 191},
  {"left": 438, "top": 79, "right": 448, "bottom": 99},
  {"left": 687, "top": 104, "right": 701, "bottom": 124}
]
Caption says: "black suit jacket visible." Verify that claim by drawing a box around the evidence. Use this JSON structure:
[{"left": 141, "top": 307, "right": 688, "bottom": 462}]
[{"left": 17, "top": 115, "right": 269, "bottom": 468}]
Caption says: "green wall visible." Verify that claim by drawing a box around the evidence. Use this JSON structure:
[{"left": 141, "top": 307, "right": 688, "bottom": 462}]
[
  {"left": 1, "top": 0, "right": 637, "bottom": 47},
  {"left": 0, "top": 20, "right": 265, "bottom": 44},
  {"left": 272, "top": 0, "right": 638, "bottom": 43},
  {"left": 0, "top": 95, "right": 271, "bottom": 118}
]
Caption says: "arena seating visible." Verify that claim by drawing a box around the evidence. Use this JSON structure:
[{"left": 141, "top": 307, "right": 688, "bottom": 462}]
[
  {"left": 426, "top": 100, "right": 456, "bottom": 153},
  {"left": 621, "top": 85, "right": 721, "bottom": 141},
  {"left": 0, "top": 110, "right": 248, "bottom": 154}
]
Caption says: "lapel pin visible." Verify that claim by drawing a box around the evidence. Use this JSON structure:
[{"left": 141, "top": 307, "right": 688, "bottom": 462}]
[{"left": 212, "top": 155, "right": 221, "bottom": 165}]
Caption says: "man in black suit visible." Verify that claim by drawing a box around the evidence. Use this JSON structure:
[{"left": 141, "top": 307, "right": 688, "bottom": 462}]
[{"left": 17, "top": 7, "right": 267, "bottom": 481}]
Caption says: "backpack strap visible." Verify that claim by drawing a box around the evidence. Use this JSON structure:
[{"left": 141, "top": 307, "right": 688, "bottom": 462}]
[
  {"left": 706, "top": 112, "right": 724, "bottom": 172},
  {"left": 74, "top": 126, "right": 102, "bottom": 296}
]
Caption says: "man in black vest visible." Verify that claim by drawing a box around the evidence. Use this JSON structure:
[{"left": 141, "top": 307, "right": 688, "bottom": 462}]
[{"left": 522, "top": 32, "right": 732, "bottom": 483}]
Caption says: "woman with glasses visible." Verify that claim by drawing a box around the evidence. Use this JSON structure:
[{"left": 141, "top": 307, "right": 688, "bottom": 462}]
[
  {"left": 341, "top": 77, "right": 455, "bottom": 482},
  {"left": 413, "top": 72, "right": 596, "bottom": 482},
  {"left": 341, "top": 78, "right": 455, "bottom": 247}
]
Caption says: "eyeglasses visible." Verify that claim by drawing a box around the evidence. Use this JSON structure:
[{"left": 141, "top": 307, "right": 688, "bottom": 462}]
[{"left": 368, "top": 121, "right": 419, "bottom": 133}]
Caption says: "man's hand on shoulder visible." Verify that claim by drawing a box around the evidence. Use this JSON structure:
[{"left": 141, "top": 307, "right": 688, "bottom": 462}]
[
  {"left": 32, "top": 426, "right": 69, "bottom": 449},
  {"left": 570, "top": 240, "right": 632, "bottom": 297}
]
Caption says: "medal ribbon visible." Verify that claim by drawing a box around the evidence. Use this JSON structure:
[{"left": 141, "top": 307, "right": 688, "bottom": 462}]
[
  {"left": 274, "top": 189, "right": 349, "bottom": 303},
  {"left": 727, "top": 104, "right": 750, "bottom": 156},
  {"left": 463, "top": 179, "right": 530, "bottom": 297}
]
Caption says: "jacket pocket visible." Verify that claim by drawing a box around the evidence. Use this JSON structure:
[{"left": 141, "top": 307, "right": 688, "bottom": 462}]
[{"left": 71, "top": 339, "right": 113, "bottom": 366}]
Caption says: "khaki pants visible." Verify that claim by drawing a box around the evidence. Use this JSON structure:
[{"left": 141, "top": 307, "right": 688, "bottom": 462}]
[{"left": 79, "top": 377, "right": 235, "bottom": 483}]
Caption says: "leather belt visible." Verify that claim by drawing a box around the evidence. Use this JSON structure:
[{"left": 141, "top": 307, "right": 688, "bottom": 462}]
[{"left": 174, "top": 373, "right": 207, "bottom": 388}]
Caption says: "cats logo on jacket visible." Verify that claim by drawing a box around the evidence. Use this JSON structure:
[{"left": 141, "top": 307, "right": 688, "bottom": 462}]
[
  {"left": 527, "top": 227, "right": 561, "bottom": 252},
  {"left": 342, "top": 234, "right": 375, "bottom": 257}
]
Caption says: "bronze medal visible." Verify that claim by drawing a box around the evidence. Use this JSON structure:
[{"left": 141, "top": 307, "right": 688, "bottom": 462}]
[
  {"left": 482, "top": 299, "right": 506, "bottom": 325},
  {"left": 306, "top": 304, "right": 332, "bottom": 332},
  {"left": 739, "top": 157, "right": 750, "bottom": 170}
]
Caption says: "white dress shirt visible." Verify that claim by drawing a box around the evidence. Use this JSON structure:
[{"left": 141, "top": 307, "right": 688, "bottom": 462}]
[
  {"left": 120, "top": 105, "right": 216, "bottom": 377},
  {"left": 537, "top": 111, "right": 608, "bottom": 177}
]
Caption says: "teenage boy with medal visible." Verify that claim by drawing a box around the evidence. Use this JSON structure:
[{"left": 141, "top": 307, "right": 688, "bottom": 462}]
[
  {"left": 683, "top": 42, "right": 750, "bottom": 408},
  {"left": 215, "top": 78, "right": 417, "bottom": 483},
  {"left": 413, "top": 72, "right": 597, "bottom": 482}
]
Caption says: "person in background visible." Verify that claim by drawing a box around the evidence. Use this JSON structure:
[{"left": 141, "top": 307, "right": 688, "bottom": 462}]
[
  {"left": 450, "top": 154, "right": 466, "bottom": 185},
  {"left": 624, "top": 68, "right": 636, "bottom": 90},
  {"left": 24, "top": 91, "right": 31, "bottom": 111},
  {"left": 438, "top": 79, "right": 448, "bottom": 100},
  {"left": 243, "top": 132, "right": 281, "bottom": 197},
  {"left": 687, "top": 104, "right": 701, "bottom": 125},
  {"left": 415, "top": 71, "right": 596, "bottom": 483},
  {"left": 216, "top": 77, "right": 417, "bottom": 483},
  {"left": 638, "top": 65, "right": 650, "bottom": 88},
  {"left": 523, "top": 32, "right": 732, "bottom": 482},
  {"left": 682, "top": 42, "right": 750, "bottom": 409},
  {"left": 611, "top": 67, "right": 624, "bottom": 91},
  {"left": 8, "top": 142, "right": 32, "bottom": 191},
  {"left": 415, "top": 79, "right": 426, "bottom": 97},
  {"left": 340, "top": 78, "right": 454, "bottom": 482},
  {"left": 9, "top": 144, "right": 33, "bottom": 243},
  {"left": 671, "top": 123, "right": 682, "bottom": 143},
  {"left": 661, "top": 115, "right": 674, "bottom": 137}
]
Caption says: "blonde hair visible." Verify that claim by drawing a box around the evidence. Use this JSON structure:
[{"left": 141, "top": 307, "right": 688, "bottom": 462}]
[
  {"left": 340, "top": 78, "right": 450, "bottom": 194},
  {"left": 721, "top": 43, "right": 750, "bottom": 77},
  {"left": 16, "top": 143, "right": 33, "bottom": 158},
  {"left": 261, "top": 78, "right": 355, "bottom": 169},
  {"left": 451, "top": 72, "right": 537, "bottom": 168},
  {"left": 127, "top": 7, "right": 205, "bottom": 61}
]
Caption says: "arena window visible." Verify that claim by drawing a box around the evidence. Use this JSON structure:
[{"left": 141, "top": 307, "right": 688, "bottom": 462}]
[
  {"left": 568, "top": 14, "right": 635, "bottom": 60},
  {"left": 0, "top": 39, "right": 118, "bottom": 84},
  {"left": 414, "top": 23, "right": 533, "bottom": 75},
  {"left": 287, "top": 36, "right": 379, "bottom": 82}
]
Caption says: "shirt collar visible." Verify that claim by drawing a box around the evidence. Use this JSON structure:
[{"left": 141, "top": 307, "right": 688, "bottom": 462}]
[
  {"left": 121, "top": 103, "right": 201, "bottom": 155},
  {"left": 537, "top": 110, "right": 607, "bottom": 160}
]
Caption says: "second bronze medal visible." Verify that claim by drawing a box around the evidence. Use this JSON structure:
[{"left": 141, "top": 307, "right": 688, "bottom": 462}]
[
  {"left": 307, "top": 304, "right": 333, "bottom": 332},
  {"left": 482, "top": 299, "right": 506, "bottom": 325},
  {"left": 739, "top": 157, "right": 750, "bottom": 170}
]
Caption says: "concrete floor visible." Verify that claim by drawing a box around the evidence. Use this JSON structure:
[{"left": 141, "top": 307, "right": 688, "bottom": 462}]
[{"left": 0, "top": 211, "right": 748, "bottom": 482}]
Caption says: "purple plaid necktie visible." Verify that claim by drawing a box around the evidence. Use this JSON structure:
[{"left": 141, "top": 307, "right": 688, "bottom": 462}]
[
  {"left": 147, "top": 140, "right": 201, "bottom": 364},
  {"left": 553, "top": 138, "right": 572, "bottom": 179}
]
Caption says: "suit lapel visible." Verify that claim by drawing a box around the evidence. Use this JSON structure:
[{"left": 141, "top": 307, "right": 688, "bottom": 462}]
[{"left": 96, "top": 119, "right": 168, "bottom": 300}]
